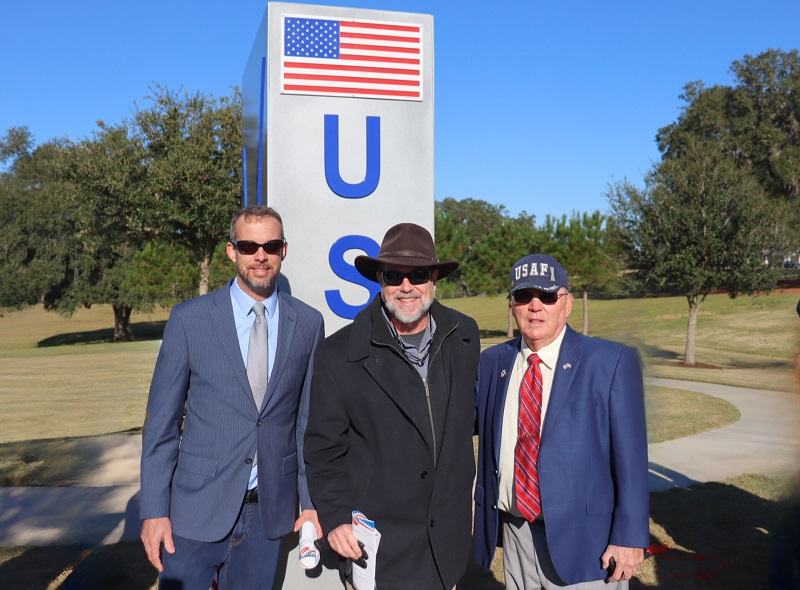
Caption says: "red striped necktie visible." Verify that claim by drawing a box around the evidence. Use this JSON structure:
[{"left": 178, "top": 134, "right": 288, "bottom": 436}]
[{"left": 514, "top": 353, "right": 543, "bottom": 522}]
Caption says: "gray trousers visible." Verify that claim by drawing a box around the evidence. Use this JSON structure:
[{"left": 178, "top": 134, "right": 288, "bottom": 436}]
[{"left": 501, "top": 512, "right": 628, "bottom": 590}]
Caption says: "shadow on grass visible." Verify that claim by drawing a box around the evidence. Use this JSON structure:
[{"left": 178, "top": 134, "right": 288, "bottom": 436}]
[
  {"left": 727, "top": 358, "right": 796, "bottom": 370},
  {"left": 2, "top": 477, "right": 795, "bottom": 589},
  {"left": 2, "top": 543, "right": 501, "bottom": 589},
  {"left": 636, "top": 343, "right": 682, "bottom": 361},
  {"left": 60, "top": 541, "right": 157, "bottom": 589},
  {"left": 37, "top": 321, "right": 167, "bottom": 347},
  {"left": 11, "top": 543, "right": 500, "bottom": 590},
  {"left": 631, "top": 481, "right": 796, "bottom": 589},
  {"left": 0, "top": 430, "right": 141, "bottom": 486},
  {"left": 0, "top": 545, "right": 90, "bottom": 589}
]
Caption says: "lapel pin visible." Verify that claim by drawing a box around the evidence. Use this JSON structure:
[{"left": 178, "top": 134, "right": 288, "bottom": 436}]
[
  {"left": 562, "top": 363, "right": 572, "bottom": 370},
  {"left": 500, "top": 369, "right": 507, "bottom": 378}
]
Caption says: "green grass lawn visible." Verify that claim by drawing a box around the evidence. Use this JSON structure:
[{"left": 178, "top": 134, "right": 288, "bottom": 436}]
[
  {"left": 2, "top": 290, "right": 786, "bottom": 443},
  {"left": 0, "top": 305, "right": 170, "bottom": 442}
]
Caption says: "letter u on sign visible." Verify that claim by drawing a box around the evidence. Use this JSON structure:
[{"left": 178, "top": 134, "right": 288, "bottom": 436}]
[{"left": 324, "top": 114, "right": 381, "bottom": 198}]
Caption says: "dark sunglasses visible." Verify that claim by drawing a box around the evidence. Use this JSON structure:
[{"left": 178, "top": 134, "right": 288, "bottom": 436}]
[
  {"left": 380, "top": 269, "right": 432, "bottom": 286},
  {"left": 511, "top": 289, "right": 568, "bottom": 306},
  {"left": 231, "top": 239, "right": 285, "bottom": 255}
]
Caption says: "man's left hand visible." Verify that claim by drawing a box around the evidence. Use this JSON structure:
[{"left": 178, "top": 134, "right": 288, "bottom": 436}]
[
  {"left": 294, "top": 509, "right": 322, "bottom": 539},
  {"left": 601, "top": 545, "right": 645, "bottom": 582}
]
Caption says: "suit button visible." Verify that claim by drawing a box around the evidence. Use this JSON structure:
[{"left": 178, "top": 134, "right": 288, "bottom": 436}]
[
  {"left": 245, "top": 458, "right": 253, "bottom": 465},
  {"left": 420, "top": 471, "right": 428, "bottom": 479},
  {"left": 492, "top": 505, "right": 497, "bottom": 511},
  {"left": 429, "top": 519, "right": 435, "bottom": 527},
  {"left": 257, "top": 421, "right": 263, "bottom": 427}
]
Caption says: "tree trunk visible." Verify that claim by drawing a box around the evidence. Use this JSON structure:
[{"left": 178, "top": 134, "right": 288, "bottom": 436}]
[
  {"left": 582, "top": 288, "right": 589, "bottom": 335},
  {"left": 112, "top": 304, "right": 134, "bottom": 342},
  {"left": 198, "top": 254, "right": 211, "bottom": 296},
  {"left": 507, "top": 301, "right": 515, "bottom": 338},
  {"left": 684, "top": 295, "right": 701, "bottom": 365}
]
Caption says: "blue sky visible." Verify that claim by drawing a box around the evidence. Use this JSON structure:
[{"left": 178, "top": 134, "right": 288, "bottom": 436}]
[{"left": 2, "top": 1, "right": 799, "bottom": 221}]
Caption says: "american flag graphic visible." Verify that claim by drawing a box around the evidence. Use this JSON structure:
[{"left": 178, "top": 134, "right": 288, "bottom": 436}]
[{"left": 281, "top": 16, "right": 423, "bottom": 101}]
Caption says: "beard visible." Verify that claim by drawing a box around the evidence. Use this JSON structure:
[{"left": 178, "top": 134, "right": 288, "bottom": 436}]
[
  {"left": 383, "top": 290, "right": 434, "bottom": 326},
  {"left": 239, "top": 263, "right": 276, "bottom": 294}
]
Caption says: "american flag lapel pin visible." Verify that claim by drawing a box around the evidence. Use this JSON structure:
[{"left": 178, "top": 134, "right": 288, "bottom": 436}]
[
  {"left": 562, "top": 363, "right": 572, "bottom": 370},
  {"left": 500, "top": 369, "right": 507, "bottom": 378}
]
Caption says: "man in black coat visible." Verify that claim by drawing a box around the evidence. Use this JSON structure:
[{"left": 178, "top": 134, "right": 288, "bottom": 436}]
[{"left": 305, "top": 223, "right": 480, "bottom": 590}]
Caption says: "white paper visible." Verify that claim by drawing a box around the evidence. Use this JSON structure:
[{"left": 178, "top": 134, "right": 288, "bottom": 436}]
[
  {"left": 351, "top": 510, "right": 381, "bottom": 590},
  {"left": 298, "top": 520, "right": 321, "bottom": 569}
]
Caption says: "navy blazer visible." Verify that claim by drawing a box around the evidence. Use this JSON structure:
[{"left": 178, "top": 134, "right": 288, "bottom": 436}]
[
  {"left": 140, "top": 280, "right": 324, "bottom": 542},
  {"left": 473, "top": 325, "right": 649, "bottom": 585}
]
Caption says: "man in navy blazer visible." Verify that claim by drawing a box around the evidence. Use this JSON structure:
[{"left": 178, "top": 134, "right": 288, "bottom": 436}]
[
  {"left": 473, "top": 254, "right": 649, "bottom": 589},
  {"left": 140, "top": 205, "right": 324, "bottom": 589}
]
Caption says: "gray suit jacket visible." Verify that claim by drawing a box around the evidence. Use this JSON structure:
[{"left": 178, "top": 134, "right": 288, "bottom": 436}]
[{"left": 140, "top": 279, "right": 324, "bottom": 542}]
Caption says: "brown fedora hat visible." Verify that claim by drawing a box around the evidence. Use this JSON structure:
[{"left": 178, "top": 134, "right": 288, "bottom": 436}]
[{"left": 355, "top": 223, "right": 459, "bottom": 283}]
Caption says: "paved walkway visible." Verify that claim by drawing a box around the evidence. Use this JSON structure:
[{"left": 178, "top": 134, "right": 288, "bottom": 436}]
[
  {"left": 0, "top": 433, "right": 141, "bottom": 546},
  {"left": 647, "top": 378, "right": 800, "bottom": 491},
  {"left": 1, "top": 379, "right": 798, "bottom": 547}
]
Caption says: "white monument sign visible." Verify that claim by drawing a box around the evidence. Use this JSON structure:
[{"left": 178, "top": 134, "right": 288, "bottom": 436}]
[{"left": 243, "top": 2, "right": 434, "bottom": 335}]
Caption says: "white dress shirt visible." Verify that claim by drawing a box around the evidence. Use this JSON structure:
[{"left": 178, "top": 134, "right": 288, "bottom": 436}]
[{"left": 497, "top": 325, "right": 567, "bottom": 515}]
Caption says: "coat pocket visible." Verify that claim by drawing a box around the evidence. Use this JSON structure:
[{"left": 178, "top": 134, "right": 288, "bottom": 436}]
[
  {"left": 571, "top": 395, "right": 600, "bottom": 411},
  {"left": 282, "top": 451, "right": 298, "bottom": 476},
  {"left": 176, "top": 450, "right": 218, "bottom": 477}
]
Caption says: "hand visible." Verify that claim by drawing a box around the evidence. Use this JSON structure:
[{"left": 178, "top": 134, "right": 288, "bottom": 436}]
[
  {"left": 601, "top": 544, "right": 645, "bottom": 582},
  {"left": 141, "top": 517, "right": 176, "bottom": 572},
  {"left": 294, "top": 509, "right": 322, "bottom": 539},
  {"left": 326, "top": 523, "right": 363, "bottom": 560}
]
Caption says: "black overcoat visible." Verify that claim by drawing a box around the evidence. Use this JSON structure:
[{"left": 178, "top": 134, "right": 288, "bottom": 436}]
[{"left": 305, "top": 296, "right": 480, "bottom": 590}]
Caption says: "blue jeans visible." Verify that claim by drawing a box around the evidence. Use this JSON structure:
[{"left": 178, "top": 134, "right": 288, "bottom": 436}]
[{"left": 159, "top": 500, "right": 281, "bottom": 590}]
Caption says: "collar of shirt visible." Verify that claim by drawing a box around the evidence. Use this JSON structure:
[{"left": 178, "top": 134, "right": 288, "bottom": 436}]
[
  {"left": 230, "top": 278, "right": 278, "bottom": 319},
  {"left": 519, "top": 324, "right": 567, "bottom": 371},
  {"left": 229, "top": 278, "right": 280, "bottom": 370},
  {"left": 380, "top": 306, "right": 436, "bottom": 369}
]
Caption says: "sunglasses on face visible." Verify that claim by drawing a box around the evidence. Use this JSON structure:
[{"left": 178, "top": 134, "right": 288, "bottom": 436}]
[
  {"left": 231, "top": 239, "right": 286, "bottom": 256},
  {"left": 380, "top": 269, "right": 432, "bottom": 286},
  {"left": 511, "top": 289, "right": 568, "bottom": 306}
]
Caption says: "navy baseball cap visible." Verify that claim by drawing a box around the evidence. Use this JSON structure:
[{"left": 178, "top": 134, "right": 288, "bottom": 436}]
[{"left": 509, "top": 254, "right": 569, "bottom": 294}]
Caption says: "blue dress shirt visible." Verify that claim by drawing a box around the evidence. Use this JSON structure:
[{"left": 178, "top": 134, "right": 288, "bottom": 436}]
[{"left": 229, "top": 278, "right": 280, "bottom": 489}]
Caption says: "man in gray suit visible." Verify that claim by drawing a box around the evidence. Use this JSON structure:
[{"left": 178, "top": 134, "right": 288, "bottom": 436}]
[{"left": 140, "top": 204, "right": 324, "bottom": 589}]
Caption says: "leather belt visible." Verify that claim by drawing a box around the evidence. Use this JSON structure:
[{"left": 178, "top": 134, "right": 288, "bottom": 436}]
[
  {"left": 244, "top": 488, "right": 259, "bottom": 503},
  {"left": 501, "top": 510, "right": 544, "bottom": 526}
]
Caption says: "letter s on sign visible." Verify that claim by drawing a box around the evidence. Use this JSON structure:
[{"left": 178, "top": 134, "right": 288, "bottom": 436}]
[{"left": 325, "top": 235, "right": 381, "bottom": 319}]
